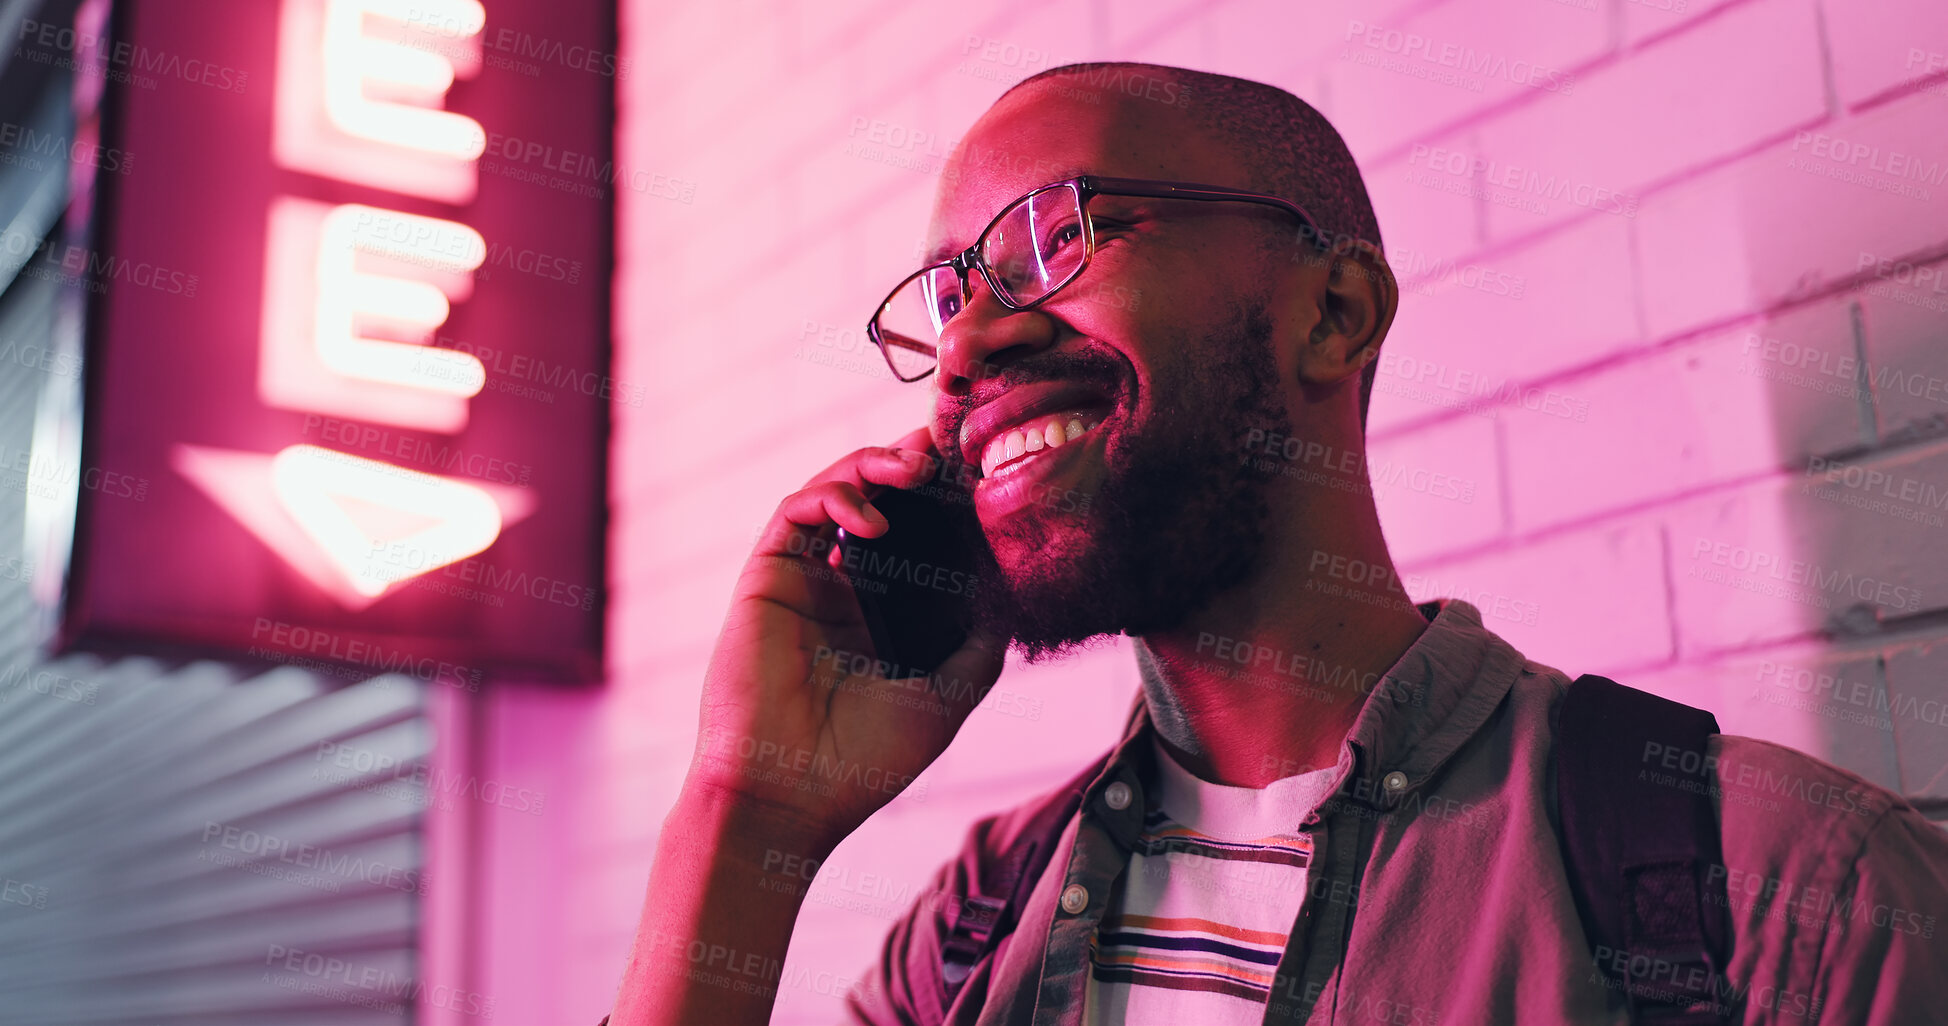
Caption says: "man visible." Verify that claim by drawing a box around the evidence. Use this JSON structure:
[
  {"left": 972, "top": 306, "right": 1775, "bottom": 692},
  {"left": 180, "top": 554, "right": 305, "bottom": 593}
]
[{"left": 608, "top": 63, "right": 1948, "bottom": 1025}]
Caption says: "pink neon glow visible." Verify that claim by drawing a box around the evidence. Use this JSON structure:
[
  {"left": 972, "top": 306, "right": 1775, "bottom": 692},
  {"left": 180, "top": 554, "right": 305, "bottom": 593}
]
[
  {"left": 174, "top": 444, "right": 364, "bottom": 605},
  {"left": 322, "top": 0, "right": 487, "bottom": 160},
  {"left": 173, "top": 443, "right": 534, "bottom": 610},
  {"left": 273, "top": 0, "right": 482, "bottom": 203},
  {"left": 271, "top": 443, "right": 502, "bottom": 596},
  {"left": 248, "top": 0, "right": 502, "bottom": 617},
  {"left": 315, "top": 204, "right": 487, "bottom": 395},
  {"left": 260, "top": 197, "right": 481, "bottom": 431}
]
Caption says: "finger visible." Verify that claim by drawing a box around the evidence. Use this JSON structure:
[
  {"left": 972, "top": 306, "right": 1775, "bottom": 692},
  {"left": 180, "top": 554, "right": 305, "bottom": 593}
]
[
  {"left": 804, "top": 425, "right": 940, "bottom": 491},
  {"left": 891, "top": 424, "right": 936, "bottom": 458},
  {"left": 805, "top": 444, "right": 937, "bottom": 494},
  {"left": 892, "top": 426, "right": 952, "bottom": 483},
  {"left": 754, "top": 481, "right": 887, "bottom": 558}
]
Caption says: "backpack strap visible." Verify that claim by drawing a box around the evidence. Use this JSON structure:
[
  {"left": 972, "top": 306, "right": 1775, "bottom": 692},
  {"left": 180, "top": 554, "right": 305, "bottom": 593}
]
[
  {"left": 937, "top": 752, "right": 1110, "bottom": 1013},
  {"left": 1557, "top": 674, "right": 1732, "bottom": 1025}
]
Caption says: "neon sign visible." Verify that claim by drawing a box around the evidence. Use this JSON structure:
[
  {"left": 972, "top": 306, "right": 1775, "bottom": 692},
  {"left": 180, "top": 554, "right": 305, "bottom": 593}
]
[
  {"left": 174, "top": 0, "right": 513, "bottom": 608},
  {"left": 67, "top": 0, "right": 611, "bottom": 676}
]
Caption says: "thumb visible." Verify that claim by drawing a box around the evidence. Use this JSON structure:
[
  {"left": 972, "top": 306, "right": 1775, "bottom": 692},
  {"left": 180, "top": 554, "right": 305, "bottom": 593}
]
[{"left": 928, "top": 628, "right": 1008, "bottom": 715}]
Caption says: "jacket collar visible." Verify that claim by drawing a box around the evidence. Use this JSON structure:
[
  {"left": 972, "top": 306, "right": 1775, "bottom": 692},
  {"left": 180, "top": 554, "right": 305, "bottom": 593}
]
[{"left": 1076, "top": 599, "right": 1528, "bottom": 846}]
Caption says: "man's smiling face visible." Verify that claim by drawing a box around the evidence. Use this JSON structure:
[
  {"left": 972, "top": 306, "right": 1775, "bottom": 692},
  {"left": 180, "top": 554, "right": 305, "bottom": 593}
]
[{"left": 924, "top": 80, "right": 1302, "bottom": 659}]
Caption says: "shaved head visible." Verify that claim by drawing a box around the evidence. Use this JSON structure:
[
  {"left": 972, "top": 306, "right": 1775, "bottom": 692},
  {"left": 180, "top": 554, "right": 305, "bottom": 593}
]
[
  {"left": 996, "top": 62, "right": 1386, "bottom": 425},
  {"left": 924, "top": 61, "right": 1400, "bottom": 659}
]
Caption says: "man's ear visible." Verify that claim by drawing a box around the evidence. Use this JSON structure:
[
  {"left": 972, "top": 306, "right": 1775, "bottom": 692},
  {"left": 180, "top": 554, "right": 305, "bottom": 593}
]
[{"left": 1297, "top": 239, "right": 1397, "bottom": 388}]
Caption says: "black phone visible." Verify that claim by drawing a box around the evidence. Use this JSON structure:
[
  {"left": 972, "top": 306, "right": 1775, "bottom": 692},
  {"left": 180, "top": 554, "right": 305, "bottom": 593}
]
[{"left": 834, "top": 483, "right": 982, "bottom": 678}]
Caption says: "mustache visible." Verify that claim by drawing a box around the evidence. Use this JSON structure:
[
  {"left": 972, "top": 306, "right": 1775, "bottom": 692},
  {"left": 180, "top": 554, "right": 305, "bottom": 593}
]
[{"left": 933, "top": 349, "right": 1129, "bottom": 464}]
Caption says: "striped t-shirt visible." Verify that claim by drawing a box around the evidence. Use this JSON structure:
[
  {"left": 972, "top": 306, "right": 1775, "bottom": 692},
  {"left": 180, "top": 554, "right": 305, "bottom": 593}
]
[{"left": 1082, "top": 736, "right": 1341, "bottom": 1024}]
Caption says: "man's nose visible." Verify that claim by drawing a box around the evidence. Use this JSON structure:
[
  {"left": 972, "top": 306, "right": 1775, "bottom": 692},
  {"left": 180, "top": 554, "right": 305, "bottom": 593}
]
[{"left": 934, "top": 272, "right": 1056, "bottom": 396}]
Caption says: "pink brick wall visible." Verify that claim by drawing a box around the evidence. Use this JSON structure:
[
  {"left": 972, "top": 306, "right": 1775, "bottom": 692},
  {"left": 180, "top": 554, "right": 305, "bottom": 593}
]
[{"left": 463, "top": 2, "right": 1948, "bottom": 1021}]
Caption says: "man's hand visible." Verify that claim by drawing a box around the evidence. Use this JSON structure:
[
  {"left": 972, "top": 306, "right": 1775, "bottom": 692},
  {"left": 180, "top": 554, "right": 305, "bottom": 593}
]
[
  {"left": 691, "top": 425, "right": 1006, "bottom": 847},
  {"left": 610, "top": 427, "right": 1007, "bottom": 1026}
]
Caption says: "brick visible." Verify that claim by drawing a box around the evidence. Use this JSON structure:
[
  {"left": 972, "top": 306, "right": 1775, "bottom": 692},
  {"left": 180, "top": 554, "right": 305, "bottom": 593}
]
[
  {"left": 1715, "top": 648, "right": 1902, "bottom": 790},
  {"left": 799, "top": 101, "right": 948, "bottom": 243},
  {"left": 1619, "top": 0, "right": 1746, "bottom": 49},
  {"left": 1630, "top": 175, "right": 1754, "bottom": 341},
  {"left": 621, "top": 367, "right": 858, "bottom": 518},
  {"left": 1857, "top": 254, "right": 1948, "bottom": 441},
  {"left": 1369, "top": 211, "right": 1639, "bottom": 435},
  {"left": 607, "top": 627, "right": 713, "bottom": 701},
  {"left": 1369, "top": 414, "right": 1504, "bottom": 564},
  {"left": 632, "top": 316, "right": 747, "bottom": 416},
  {"left": 1104, "top": 0, "right": 1209, "bottom": 50},
  {"left": 1823, "top": 0, "right": 1948, "bottom": 109},
  {"left": 1204, "top": 0, "right": 1312, "bottom": 84},
  {"left": 1410, "top": 519, "right": 1671, "bottom": 673},
  {"left": 1126, "top": 17, "right": 1210, "bottom": 68},
  {"left": 788, "top": 0, "right": 874, "bottom": 68},
  {"left": 624, "top": 0, "right": 756, "bottom": 95},
  {"left": 609, "top": 553, "right": 733, "bottom": 660},
  {"left": 1636, "top": 89, "right": 1948, "bottom": 341},
  {"left": 610, "top": 483, "right": 761, "bottom": 600},
  {"left": 1717, "top": 299, "right": 1872, "bottom": 457},
  {"left": 1884, "top": 636, "right": 1948, "bottom": 798},
  {"left": 1667, "top": 439, "right": 1948, "bottom": 655},
  {"left": 701, "top": 59, "right": 849, "bottom": 180},
  {"left": 603, "top": 574, "right": 662, "bottom": 677},
  {"left": 1502, "top": 299, "right": 1867, "bottom": 532},
  {"left": 788, "top": 323, "right": 908, "bottom": 392},
  {"left": 850, "top": 180, "right": 938, "bottom": 302},
  {"left": 842, "top": 2, "right": 971, "bottom": 103},
  {"left": 1201, "top": 0, "right": 1439, "bottom": 80},
  {"left": 651, "top": 182, "right": 796, "bottom": 304},
  {"left": 1364, "top": 131, "right": 1484, "bottom": 277},
  {"left": 1324, "top": 0, "right": 1611, "bottom": 163},
  {"left": 630, "top": 228, "right": 858, "bottom": 416},
  {"left": 948, "top": 2, "right": 1099, "bottom": 103},
  {"left": 1285, "top": 58, "right": 1335, "bottom": 120},
  {"left": 1477, "top": 0, "right": 1826, "bottom": 241},
  {"left": 662, "top": 51, "right": 782, "bottom": 152},
  {"left": 935, "top": 68, "right": 1019, "bottom": 150}
]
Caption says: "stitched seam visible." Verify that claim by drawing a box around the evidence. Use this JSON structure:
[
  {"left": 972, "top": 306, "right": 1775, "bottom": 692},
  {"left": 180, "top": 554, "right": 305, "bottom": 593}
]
[{"left": 1804, "top": 798, "right": 1894, "bottom": 1018}]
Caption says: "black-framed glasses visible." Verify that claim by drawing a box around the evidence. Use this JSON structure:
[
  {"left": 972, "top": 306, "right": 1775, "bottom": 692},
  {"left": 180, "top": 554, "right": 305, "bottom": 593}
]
[{"left": 866, "top": 175, "right": 1330, "bottom": 383}]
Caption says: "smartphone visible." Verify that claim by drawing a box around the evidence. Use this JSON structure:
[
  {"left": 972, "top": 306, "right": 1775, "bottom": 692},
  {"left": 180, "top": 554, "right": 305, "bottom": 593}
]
[{"left": 834, "top": 483, "right": 982, "bottom": 678}]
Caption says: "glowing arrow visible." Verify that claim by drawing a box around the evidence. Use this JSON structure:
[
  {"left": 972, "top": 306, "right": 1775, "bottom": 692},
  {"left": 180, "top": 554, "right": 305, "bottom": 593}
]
[{"left": 173, "top": 443, "right": 534, "bottom": 610}]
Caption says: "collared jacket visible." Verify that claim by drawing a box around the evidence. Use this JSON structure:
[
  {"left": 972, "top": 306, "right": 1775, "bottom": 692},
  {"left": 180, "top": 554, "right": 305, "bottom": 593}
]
[{"left": 843, "top": 600, "right": 1948, "bottom": 1025}]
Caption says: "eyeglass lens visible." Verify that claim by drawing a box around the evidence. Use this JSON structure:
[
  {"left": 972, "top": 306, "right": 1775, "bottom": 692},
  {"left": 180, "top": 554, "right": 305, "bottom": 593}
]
[{"left": 872, "top": 184, "right": 1089, "bottom": 380}]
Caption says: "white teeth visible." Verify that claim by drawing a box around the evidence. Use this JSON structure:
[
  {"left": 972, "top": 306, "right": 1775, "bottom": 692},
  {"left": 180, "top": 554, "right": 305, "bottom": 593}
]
[{"left": 977, "top": 410, "right": 1104, "bottom": 479}]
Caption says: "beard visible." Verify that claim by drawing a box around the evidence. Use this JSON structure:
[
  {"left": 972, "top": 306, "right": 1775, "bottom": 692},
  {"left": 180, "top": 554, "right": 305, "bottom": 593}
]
[{"left": 942, "top": 301, "right": 1291, "bottom": 662}]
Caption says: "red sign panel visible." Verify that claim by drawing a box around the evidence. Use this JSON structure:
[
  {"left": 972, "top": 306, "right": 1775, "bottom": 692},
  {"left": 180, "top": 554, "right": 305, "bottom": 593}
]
[{"left": 60, "top": 0, "right": 614, "bottom": 679}]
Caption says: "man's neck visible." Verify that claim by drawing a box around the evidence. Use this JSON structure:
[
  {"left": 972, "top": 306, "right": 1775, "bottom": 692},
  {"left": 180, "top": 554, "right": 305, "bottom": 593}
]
[{"left": 1133, "top": 507, "right": 1430, "bottom": 789}]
